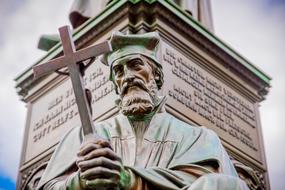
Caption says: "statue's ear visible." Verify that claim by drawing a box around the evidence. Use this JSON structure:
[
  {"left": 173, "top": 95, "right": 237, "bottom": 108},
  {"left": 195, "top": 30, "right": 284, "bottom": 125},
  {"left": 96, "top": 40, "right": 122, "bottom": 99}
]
[
  {"left": 154, "top": 74, "right": 160, "bottom": 81},
  {"left": 154, "top": 73, "right": 163, "bottom": 90}
]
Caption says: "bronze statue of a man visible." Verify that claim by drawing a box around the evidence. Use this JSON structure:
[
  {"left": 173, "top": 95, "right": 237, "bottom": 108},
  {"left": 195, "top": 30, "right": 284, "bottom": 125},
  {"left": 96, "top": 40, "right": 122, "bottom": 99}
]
[{"left": 37, "top": 32, "right": 249, "bottom": 190}]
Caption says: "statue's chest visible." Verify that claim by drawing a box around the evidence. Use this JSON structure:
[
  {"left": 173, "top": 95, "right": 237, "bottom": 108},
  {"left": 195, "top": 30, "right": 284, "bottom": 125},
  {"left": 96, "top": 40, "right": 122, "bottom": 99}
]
[{"left": 110, "top": 136, "right": 178, "bottom": 168}]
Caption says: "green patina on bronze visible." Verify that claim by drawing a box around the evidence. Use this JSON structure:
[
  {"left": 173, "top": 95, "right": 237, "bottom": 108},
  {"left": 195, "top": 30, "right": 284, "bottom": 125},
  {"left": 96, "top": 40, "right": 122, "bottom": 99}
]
[
  {"left": 37, "top": 30, "right": 250, "bottom": 190},
  {"left": 118, "top": 167, "right": 131, "bottom": 189}
]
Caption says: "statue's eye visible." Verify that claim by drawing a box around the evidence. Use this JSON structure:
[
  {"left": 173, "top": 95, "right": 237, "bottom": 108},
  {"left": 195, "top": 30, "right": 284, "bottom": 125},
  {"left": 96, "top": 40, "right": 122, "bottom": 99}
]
[
  {"left": 113, "top": 65, "right": 123, "bottom": 76},
  {"left": 130, "top": 59, "right": 143, "bottom": 69}
]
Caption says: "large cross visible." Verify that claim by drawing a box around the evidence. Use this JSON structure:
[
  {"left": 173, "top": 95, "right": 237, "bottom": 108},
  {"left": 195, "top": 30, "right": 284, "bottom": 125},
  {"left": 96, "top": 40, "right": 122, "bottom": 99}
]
[{"left": 33, "top": 25, "right": 112, "bottom": 137}]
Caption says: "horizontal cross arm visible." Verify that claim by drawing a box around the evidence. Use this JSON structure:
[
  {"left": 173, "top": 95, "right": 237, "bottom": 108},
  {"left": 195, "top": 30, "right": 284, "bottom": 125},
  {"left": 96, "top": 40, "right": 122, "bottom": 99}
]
[
  {"left": 74, "top": 41, "right": 112, "bottom": 62},
  {"left": 33, "top": 56, "right": 67, "bottom": 79}
]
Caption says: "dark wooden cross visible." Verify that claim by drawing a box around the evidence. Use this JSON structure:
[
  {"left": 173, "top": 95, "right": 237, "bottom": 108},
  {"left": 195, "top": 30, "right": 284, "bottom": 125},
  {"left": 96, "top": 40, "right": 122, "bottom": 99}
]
[{"left": 33, "top": 25, "right": 112, "bottom": 137}]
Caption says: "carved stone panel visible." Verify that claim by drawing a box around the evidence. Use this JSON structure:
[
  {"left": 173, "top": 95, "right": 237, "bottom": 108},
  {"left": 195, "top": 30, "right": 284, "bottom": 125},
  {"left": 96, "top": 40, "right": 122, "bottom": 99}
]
[
  {"left": 160, "top": 41, "right": 263, "bottom": 163},
  {"left": 24, "top": 61, "right": 116, "bottom": 163}
]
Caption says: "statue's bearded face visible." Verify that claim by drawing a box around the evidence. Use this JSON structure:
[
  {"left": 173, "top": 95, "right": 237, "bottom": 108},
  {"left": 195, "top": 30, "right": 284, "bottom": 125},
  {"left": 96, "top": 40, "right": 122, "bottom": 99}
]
[{"left": 112, "top": 55, "right": 158, "bottom": 116}]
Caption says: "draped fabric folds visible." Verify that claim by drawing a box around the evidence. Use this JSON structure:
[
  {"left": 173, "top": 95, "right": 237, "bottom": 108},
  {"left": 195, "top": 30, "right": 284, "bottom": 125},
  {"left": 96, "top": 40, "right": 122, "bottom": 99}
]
[{"left": 37, "top": 112, "right": 248, "bottom": 189}]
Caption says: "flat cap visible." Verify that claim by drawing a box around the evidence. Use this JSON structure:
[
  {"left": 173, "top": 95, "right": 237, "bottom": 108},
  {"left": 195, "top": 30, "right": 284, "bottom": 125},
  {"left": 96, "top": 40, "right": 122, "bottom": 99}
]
[{"left": 101, "top": 31, "right": 161, "bottom": 67}]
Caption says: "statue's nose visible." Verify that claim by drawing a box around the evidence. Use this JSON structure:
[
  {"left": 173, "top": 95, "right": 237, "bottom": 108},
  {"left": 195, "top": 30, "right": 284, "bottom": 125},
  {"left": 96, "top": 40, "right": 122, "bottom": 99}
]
[{"left": 123, "top": 70, "right": 135, "bottom": 83}]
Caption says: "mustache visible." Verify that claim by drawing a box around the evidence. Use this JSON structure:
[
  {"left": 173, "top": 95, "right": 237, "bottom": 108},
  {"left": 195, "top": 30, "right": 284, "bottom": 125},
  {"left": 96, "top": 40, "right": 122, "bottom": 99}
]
[{"left": 121, "top": 79, "right": 149, "bottom": 96}]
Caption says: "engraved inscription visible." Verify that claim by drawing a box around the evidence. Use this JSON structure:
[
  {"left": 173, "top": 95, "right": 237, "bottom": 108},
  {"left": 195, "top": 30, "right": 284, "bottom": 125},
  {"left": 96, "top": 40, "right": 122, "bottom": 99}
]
[
  {"left": 161, "top": 42, "right": 262, "bottom": 162},
  {"left": 25, "top": 62, "right": 116, "bottom": 162},
  {"left": 31, "top": 67, "right": 114, "bottom": 144}
]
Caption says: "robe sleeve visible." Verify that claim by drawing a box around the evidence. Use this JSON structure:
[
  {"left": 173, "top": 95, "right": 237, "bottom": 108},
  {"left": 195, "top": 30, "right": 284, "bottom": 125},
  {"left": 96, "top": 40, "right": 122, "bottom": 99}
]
[
  {"left": 126, "top": 165, "right": 214, "bottom": 190},
  {"left": 187, "top": 174, "right": 249, "bottom": 190},
  {"left": 126, "top": 166, "right": 249, "bottom": 190},
  {"left": 37, "top": 118, "right": 248, "bottom": 190}
]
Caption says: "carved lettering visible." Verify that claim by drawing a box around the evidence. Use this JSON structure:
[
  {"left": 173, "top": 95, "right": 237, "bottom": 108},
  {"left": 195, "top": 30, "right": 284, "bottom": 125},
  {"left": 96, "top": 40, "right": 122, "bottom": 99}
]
[
  {"left": 25, "top": 60, "right": 118, "bottom": 162},
  {"left": 162, "top": 45, "right": 259, "bottom": 155},
  {"left": 30, "top": 65, "right": 114, "bottom": 145}
]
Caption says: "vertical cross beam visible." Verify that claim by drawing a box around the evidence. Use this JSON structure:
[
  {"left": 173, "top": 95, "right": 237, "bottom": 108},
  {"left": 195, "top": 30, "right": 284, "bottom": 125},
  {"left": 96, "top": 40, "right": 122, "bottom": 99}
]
[
  {"left": 33, "top": 25, "right": 112, "bottom": 136},
  {"left": 59, "top": 26, "right": 94, "bottom": 135}
]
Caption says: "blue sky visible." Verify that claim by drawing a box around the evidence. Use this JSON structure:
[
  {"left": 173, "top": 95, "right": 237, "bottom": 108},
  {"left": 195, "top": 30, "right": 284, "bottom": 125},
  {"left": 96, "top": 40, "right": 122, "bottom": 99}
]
[
  {"left": 0, "top": 174, "right": 15, "bottom": 190},
  {"left": 0, "top": 0, "right": 285, "bottom": 189}
]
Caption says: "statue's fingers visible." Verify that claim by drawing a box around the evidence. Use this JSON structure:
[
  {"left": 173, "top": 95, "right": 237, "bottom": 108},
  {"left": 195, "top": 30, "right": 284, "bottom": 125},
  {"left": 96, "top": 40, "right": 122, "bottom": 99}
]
[
  {"left": 96, "top": 139, "right": 113, "bottom": 150},
  {"left": 78, "top": 156, "right": 122, "bottom": 172},
  {"left": 85, "top": 178, "right": 118, "bottom": 189},
  {"left": 80, "top": 166, "right": 120, "bottom": 181},
  {"left": 79, "top": 137, "right": 111, "bottom": 154},
  {"left": 77, "top": 142, "right": 101, "bottom": 157},
  {"left": 83, "top": 147, "right": 122, "bottom": 162},
  {"left": 80, "top": 139, "right": 99, "bottom": 150}
]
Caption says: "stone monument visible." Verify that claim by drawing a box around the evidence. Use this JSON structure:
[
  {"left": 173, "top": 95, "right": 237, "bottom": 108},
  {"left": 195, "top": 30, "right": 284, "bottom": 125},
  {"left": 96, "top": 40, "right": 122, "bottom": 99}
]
[{"left": 15, "top": 1, "right": 271, "bottom": 189}]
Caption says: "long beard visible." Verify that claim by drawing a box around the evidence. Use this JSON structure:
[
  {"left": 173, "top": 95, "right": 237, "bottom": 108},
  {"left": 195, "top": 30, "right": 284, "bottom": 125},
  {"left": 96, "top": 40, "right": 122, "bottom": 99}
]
[{"left": 120, "top": 79, "right": 157, "bottom": 116}]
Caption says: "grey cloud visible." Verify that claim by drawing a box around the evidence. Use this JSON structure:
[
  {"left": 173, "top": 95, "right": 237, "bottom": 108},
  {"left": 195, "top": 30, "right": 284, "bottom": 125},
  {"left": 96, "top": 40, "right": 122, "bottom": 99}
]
[
  {"left": 213, "top": 0, "right": 285, "bottom": 189},
  {"left": 0, "top": 0, "right": 73, "bottom": 180}
]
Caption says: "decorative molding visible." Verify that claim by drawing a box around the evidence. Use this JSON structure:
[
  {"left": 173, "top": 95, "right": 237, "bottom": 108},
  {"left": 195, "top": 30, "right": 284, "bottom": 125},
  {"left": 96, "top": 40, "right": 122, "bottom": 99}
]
[
  {"left": 15, "top": 1, "right": 270, "bottom": 102},
  {"left": 231, "top": 156, "right": 266, "bottom": 190},
  {"left": 19, "top": 155, "right": 51, "bottom": 190}
]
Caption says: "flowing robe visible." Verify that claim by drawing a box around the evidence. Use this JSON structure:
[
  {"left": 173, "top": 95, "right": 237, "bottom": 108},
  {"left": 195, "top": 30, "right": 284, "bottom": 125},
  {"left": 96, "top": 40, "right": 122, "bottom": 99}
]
[{"left": 37, "top": 112, "right": 248, "bottom": 190}]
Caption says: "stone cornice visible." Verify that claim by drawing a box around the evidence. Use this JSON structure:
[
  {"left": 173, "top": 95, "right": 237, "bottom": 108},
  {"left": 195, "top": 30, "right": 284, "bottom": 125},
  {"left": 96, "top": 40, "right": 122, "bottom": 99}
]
[{"left": 15, "top": 0, "right": 271, "bottom": 100}]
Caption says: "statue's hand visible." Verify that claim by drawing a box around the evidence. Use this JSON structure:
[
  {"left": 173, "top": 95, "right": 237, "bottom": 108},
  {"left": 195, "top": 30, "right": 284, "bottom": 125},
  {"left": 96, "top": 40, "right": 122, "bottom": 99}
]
[{"left": 76, "top": 138, "right": 130, "bottom": 189}]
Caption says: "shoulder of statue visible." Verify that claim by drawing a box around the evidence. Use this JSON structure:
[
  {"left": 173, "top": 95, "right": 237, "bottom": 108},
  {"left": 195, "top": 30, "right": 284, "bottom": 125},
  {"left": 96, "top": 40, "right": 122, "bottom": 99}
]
[
  {"left": 94, "top": 113, "right": 126, "bottom": 126},
  {"left": 166, "top": 113, "right": 202, "bottom": 133},
  {"left": 199, "top": 126, "right": 221, "bottom": 140},
  {"left": 92, "top": 113, "right": 132, "bottom": 139},
  {"left": 150, "top": 112, "right": 203, "bottom": 143}
]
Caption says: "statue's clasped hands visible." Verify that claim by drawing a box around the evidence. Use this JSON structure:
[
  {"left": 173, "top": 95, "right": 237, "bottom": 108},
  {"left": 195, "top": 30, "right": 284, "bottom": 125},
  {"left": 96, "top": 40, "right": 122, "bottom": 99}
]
[{"left": 76, "top": 136, "right": 130, "bottom": 189}]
